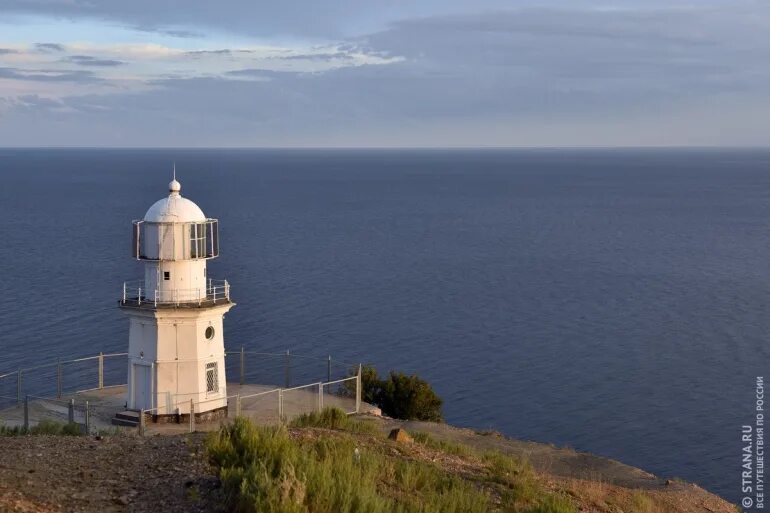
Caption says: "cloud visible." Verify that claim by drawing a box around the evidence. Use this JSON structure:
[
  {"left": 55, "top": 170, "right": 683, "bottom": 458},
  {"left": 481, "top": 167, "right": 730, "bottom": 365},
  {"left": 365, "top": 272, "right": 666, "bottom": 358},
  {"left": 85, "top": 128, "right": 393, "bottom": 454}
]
[
  {"left": 0, "top": 67, "right": 98, "bottom": 82},
  {"left": 2, "top": 2, "right": 770, "bottom": 146},
  {"left": 35, "top": 42, "right": 65, "bottom": 52},
  {"left": 0, "top": 48, "right": 19, "bottom": 54},
  {"left": 65, "top": 55, "right": 126, "bottom": 67}
]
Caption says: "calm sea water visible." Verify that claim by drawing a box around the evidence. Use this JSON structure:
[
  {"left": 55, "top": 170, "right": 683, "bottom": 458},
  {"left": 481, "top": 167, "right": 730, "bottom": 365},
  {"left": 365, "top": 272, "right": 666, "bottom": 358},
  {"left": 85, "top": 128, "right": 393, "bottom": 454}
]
[{"left": 1, "top": 148, "right": 768, "bottom": 500}]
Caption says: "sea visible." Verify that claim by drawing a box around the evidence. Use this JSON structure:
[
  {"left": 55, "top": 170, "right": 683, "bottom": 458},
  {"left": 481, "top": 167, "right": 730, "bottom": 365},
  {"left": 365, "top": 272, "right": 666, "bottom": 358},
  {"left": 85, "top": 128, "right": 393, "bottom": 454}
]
[{"left": 1, "top": 147, "right": 768, "bottom": 502}]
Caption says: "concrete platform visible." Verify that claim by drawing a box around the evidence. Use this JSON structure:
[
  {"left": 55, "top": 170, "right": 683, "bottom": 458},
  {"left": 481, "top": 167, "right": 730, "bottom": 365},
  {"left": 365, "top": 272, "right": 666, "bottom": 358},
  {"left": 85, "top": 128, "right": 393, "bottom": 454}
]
[{"left": 0, "top": 383, "right": 378, "bottom": 436}]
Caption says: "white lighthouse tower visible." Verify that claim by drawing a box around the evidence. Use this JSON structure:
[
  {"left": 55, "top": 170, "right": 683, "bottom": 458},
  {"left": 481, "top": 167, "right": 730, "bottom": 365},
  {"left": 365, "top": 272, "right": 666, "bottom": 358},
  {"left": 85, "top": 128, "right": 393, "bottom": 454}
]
[{"left": 119, "top": 176, "right": 234, "bottom": 418}]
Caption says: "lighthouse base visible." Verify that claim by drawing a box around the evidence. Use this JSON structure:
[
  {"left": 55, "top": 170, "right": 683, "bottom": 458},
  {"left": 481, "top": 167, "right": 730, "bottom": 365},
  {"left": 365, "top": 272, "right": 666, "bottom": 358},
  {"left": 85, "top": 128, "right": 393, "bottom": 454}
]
[
  {"left": 111, "top": 406, "right": 228, "bottom": 427},
  {"left": 150, "top": 406, "right": 228, "bottom": 424}
]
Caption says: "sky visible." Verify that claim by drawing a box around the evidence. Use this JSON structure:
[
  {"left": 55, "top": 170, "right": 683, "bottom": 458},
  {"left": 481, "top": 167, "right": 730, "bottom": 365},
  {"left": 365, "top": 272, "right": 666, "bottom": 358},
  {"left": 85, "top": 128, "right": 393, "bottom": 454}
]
[{"left": 0, "top": 0, "right": 769, "bottom": 147}]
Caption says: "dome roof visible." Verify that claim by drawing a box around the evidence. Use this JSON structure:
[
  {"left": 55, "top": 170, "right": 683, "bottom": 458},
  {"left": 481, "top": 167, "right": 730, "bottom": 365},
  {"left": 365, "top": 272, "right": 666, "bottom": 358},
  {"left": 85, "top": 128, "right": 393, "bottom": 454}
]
[{"left": 143, "top": 180, "right": 206, "bottom": 223}]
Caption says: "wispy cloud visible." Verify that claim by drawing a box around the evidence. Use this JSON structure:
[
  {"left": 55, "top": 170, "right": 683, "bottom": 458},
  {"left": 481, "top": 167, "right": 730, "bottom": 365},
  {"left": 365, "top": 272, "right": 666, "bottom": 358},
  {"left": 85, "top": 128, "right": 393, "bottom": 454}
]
[
  {"left": 0, "top": 67, "right": 97, "bottom": 83},
  {"left": 1, "top": 1, "right": 769, "bottom": 146},
  {"left": 65, "top": 55, "right": 126, "bottom": 67},
  {"left": 35, "top": 42, "right": 65, "bottom": 52}
]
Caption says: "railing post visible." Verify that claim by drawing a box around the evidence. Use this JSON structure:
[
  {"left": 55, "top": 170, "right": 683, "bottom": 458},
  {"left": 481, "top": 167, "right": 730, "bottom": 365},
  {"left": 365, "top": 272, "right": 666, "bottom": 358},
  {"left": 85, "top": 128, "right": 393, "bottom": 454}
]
[
  {"left": 68, "top": 399, "right": 75, "bottom": 424},
  {"left": 284, "top": 350, "right": 291, "bottom": 388},
  {"left": 189, "top": 399, "right": 195, "bottom": 433},
  {"left": 23, "top": 395, "right": 29, "bottom": 432},
  {"left": 84, "top": 401, "right": 90, "bottom": 435},
  {"left": 139, "top": 409, "right": 146, "bottom": 436},
  {"left": 318, "top": 382, "right": 323, "bottom": 412},
  {"left": 98, "top": 352, "right": 104, "bottom": 389},
  {"left": 355, "top": 364, "right": 362, "bottom": 414},
  {"left": 327, "top": 355, "right": 331, "bottom": 383},
  {"left": 138, "top": 287, "right": 142, "bottom": 306},
  {"left": 16, "top": 369, "right": 21, "bottom": 405},
  {"left": 240, "top": 345, "right": 245, "bottom": 385},
  {"left": 56, "top": 358, "right": 62, "bottom": 399},
  {"left": 122, "top": 282, "right": 126, "bottom": 303}
]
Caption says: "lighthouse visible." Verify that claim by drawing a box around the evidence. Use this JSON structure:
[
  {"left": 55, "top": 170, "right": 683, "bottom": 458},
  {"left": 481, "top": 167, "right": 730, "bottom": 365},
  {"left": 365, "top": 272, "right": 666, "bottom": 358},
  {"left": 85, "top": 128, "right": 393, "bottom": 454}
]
[{"left": 119, "top": 176, "right": 234, "bottom": 418}]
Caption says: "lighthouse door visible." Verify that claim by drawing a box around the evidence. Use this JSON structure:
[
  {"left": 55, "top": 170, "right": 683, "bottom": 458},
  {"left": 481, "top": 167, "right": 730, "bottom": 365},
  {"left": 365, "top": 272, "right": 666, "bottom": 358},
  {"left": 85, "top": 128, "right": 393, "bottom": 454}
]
[{"left": 132, "top": 364, "right": 152, "bottom": 410}]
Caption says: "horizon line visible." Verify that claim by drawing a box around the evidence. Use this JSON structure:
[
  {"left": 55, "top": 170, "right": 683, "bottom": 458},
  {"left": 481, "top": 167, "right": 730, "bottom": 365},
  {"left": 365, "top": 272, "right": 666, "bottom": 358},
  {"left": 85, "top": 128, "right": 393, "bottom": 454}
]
[{"left": 2, "top": 145, "right": 770, "bottom": 151}]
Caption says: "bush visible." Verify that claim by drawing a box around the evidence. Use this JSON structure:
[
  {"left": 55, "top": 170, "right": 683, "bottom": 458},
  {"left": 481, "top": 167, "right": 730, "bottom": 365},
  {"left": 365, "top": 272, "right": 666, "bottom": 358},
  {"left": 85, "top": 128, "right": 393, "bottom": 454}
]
[
  {"left": 352, "top": 365, "right": 443, "bottom": 422},
  {"left": 380, "top": 371, "right": 443, "bottom": 422}
]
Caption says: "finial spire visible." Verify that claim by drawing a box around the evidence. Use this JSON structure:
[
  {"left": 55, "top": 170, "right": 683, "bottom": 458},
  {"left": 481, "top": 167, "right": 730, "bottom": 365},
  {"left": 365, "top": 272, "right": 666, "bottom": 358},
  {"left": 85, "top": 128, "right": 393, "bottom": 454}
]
[{"left": 169, "top": 162, "right": 181, "bottom": 195}]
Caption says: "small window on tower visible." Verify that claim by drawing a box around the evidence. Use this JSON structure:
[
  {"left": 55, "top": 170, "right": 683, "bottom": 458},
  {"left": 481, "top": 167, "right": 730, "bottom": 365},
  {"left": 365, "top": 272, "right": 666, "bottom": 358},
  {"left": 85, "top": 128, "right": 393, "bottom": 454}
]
[
  {"left": 164, "top": 272, "right": 170, "bottom": 281},
  {"left": 206, "top": 362, "right": 219, "bottom": 394}
]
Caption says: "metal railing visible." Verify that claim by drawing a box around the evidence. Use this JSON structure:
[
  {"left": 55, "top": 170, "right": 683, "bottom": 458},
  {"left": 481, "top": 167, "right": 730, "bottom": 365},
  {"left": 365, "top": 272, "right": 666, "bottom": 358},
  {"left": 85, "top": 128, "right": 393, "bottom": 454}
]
[
  {"left": 136, "top": 373, "right": 362, "bottom": 435},
  {"left": 0, "top": 352, "right": 127, "bottom": 409},
  {"left": 120, "top": 279, "right": 230, "bottom": 307},
  {"left": 18, "top": 395, "right": 92, "bottom": 434},
  {"left": 225, "top": 348, "right": 359, "bottom": 389},
  {"left": 1, "top": 348, "right": 363, "bottom": 435}
]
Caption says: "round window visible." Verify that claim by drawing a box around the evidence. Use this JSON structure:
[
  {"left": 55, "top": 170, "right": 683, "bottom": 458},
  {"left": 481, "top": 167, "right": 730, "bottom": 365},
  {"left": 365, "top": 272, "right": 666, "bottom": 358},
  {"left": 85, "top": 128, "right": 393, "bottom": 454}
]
[{"left": 205, "top": 326, "right": 215, "bottom": 340}]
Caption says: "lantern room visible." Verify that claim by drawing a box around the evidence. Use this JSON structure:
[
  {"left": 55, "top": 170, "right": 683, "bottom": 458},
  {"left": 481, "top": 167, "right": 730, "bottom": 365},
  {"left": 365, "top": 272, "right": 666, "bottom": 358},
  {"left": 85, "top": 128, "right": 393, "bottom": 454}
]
[{"left": 129, "top": 179, "right": 222, "bottom": 304}]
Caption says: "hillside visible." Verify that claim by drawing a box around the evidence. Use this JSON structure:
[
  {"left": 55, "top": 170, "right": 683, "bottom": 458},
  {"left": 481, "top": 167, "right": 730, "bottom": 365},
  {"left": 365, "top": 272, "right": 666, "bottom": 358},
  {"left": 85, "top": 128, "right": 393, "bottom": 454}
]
[{"left": 0, "top": 413, "right": 735, "bottom": 513}]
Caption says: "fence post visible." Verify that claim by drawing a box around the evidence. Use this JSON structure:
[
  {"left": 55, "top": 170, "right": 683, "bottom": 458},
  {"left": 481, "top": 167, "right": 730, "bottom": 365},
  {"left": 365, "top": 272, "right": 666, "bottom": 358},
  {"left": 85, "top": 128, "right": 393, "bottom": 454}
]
[
  {"left": 284, "top": 350, "right": 291, "bottom": 388},
  {"left": 98, "top": 352, "right": 104, "bottom": 389},
  {"left": 84, "top": 401, "right": 90, "bottom": 435},
  {"left": 139, "top": 409, "right": 146, "bottom": 436},
  {"left": 327, "top": 355, "right": 331, "bottom": 383},
  {"left": 68, "top": 399, "right": 75, "bottom": 424},
  {"left": 236, "top": 394, "right": 241, "bottom": 417},
  {"left": 278, "top": 389, "right": 284, "bottom": 423},
  {"left": 16, "top": 369, "right": 22, "bottom": 405},
  {"left": 240, "top": 345, "right": 245, "bottom": 385},
  {"left": 189, "top": 399, "right": 195, "bottom": 433},
  {"left": 56, "top": 358, "right": 62, "bottom": 399},
  {"left": 318, "top": 382, "right": 323, "bottom": 412},
  {"left": 355, "top": 364, "right": 362, "bottom": 414},
  {"left": 23, "top": 395, "right": 29, "bottom": 432}
]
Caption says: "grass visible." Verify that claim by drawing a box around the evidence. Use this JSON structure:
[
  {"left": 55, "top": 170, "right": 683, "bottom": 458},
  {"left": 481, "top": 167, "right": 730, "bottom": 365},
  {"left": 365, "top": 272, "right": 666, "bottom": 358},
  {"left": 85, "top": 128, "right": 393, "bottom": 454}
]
[
  {"left": 208, "top": 416, "right": 488, "bottom": 513},
  {"left": 0, "top": 419, "right": 83, "bottom": 436},
  {"left": 289, "top": 407, "right": 378, "bottom": 434},
  {"left": 206, "top": 411, "right": 580, "bottom": 513},
  {"left": 411, "top": 431, "right": 473, "bottom": 457}
]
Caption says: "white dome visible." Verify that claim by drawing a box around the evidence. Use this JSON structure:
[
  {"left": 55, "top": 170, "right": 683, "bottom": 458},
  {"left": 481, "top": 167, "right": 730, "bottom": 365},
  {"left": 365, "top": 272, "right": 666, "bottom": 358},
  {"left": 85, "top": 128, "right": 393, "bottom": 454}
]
[{"left": 143, "top": 181, "right": 206, "bottom": 223}]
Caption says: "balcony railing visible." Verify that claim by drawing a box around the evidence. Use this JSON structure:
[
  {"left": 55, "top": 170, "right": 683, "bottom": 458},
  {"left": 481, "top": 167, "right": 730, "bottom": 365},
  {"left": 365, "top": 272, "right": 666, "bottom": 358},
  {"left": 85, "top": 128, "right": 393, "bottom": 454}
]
[{"left": 120, "top": 279, "right": 231, "bottom": 308}]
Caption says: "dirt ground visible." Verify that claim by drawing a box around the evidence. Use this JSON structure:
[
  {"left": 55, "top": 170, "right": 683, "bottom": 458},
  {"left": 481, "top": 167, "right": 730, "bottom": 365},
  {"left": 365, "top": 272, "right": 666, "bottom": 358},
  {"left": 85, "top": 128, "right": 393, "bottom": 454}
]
[{"left": 0, "top": 432, "right": 223, "bottom": 513}]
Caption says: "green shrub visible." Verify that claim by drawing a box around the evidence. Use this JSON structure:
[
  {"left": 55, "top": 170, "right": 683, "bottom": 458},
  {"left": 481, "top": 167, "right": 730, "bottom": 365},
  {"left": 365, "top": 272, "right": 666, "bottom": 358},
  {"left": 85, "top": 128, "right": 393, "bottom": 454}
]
[
  {"left": 358, "top": 364, "right": 383, "bottom": 405},
  {"left": 379, "top": 371, "right": 443, "bottom": 422},
  {"left": 351, "top": 365, "right": 443, "bottom": 421}
]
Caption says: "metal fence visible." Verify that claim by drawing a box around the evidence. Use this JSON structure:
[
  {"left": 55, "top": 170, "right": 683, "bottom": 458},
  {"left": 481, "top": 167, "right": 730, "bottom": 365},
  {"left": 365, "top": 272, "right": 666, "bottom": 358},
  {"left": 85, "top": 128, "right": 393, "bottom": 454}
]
[
  {"left": 224, "top": 348, "right": 359, "bottom": 389},
  {"left": 0, "top": 353, "right": 127, "bottom": 410},
  {"left": 1, "top": 348, "right": 362, "bottom": 435}
]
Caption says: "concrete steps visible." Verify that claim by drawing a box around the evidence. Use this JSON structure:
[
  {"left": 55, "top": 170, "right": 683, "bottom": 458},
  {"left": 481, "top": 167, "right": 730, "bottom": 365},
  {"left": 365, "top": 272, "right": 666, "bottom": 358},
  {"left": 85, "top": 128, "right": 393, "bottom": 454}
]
[{"left": 111, "top": 410, "right": 140, "bottom": 427}]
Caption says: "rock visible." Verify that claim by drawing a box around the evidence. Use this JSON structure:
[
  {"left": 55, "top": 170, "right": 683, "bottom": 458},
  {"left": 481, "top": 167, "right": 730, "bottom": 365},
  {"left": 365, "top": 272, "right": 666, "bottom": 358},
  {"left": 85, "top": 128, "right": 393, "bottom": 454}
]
[
  {"left": 388, "top": 428, "right": 413, "bottom": 444},
  {"left": 114, "top": 495, "right": 131, "bottom": 505}
]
